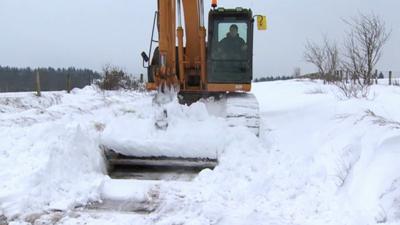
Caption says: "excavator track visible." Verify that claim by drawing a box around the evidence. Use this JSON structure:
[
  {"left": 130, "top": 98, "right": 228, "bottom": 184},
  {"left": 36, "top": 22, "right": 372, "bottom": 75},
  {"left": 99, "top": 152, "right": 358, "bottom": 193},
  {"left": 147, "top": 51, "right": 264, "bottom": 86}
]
[
  {"left": 225, "top": 93, "right": 260, "bottom": 136},
  {"left": 199, "top": 92, "right": 260, "bottom": 136}
]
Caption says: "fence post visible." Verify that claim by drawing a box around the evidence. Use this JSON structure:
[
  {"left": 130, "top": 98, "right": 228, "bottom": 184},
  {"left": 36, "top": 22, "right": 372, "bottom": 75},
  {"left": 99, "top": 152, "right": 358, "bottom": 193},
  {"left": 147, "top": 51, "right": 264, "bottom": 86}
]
[
  {"left": 36, "top": 71, "right": 41, "bottom": 97},
  {"left": 67, "top": 73, "right": 72, "bottom": 93},
  {"left": 389, "top": 71, "right": 392, "bottom": 85},
  {"left": 140, "top": 73, "right": 144, "bottom": 83},
  {"left": 375, "top": 69, "right": 378, "bottom": 85}
]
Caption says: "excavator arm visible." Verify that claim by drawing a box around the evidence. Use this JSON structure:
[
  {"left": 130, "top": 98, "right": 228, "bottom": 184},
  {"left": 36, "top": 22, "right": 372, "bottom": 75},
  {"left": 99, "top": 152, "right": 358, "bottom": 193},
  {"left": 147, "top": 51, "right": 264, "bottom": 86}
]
[
  {"left": 155, "top": 0, "right": 178, "bottom": 89},
  {"left": 149, "top": 0, "right": 207, "bottom": 92}
]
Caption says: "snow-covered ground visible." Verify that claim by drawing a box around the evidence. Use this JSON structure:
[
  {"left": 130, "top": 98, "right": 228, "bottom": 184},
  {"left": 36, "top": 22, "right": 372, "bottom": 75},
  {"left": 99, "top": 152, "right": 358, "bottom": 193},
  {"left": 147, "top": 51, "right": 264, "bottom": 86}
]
[{"left": 0, "top": 80, "right": 399, "bottom": 225}]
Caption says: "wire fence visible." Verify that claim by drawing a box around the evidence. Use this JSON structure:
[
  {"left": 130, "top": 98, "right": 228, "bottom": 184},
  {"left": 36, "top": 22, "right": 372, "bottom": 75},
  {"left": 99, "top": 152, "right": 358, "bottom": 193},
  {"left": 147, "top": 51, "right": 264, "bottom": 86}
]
[
  {"left": 378, "top": 70, "right": 400, "bottom": 85},
  {"left": 379, "top": 70, "right": 400, "bottom": 78}
]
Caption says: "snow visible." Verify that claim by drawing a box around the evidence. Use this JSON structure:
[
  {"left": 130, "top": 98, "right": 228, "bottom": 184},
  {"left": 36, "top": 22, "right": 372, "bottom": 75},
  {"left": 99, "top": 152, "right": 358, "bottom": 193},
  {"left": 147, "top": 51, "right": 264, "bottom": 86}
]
[
  {"left": 0, "top": 80, "right": 399, "bottom": 224},
  {"left": 100, "top": 179, "right": 159, "bottom": 202},
  {"left": 101, "top": 100, "right": 227, "bottom": 159}
]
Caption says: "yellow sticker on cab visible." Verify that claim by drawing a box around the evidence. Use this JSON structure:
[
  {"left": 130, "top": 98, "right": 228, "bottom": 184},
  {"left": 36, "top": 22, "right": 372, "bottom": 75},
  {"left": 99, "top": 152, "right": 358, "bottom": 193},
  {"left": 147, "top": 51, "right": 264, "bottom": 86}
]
[{"left": 257, "top": 15, "right": 267, "bottom": 30}]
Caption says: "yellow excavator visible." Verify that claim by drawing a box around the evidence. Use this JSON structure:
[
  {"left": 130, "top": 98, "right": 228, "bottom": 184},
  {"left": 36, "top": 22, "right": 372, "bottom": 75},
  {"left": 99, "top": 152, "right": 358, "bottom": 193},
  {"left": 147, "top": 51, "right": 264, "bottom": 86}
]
[{"left": 105, "top": 0, "right": 266, "bottom": 179}]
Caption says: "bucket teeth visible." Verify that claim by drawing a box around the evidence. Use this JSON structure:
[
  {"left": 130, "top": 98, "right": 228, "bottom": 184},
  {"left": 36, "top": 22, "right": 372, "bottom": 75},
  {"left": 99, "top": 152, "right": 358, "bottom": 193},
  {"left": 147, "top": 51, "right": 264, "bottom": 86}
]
[
  {"left": 152, "top": 84, "right": 178, "bottom": 130},
  {"left": 155, "top": 109, "right": 168, "bottom": 130}
]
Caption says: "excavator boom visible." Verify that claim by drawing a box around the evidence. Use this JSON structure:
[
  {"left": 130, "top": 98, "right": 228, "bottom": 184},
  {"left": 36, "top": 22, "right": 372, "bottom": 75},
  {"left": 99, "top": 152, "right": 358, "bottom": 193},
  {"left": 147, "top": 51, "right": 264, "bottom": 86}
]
[{"left": 148, "top": 0, "right": 207, "bottom": 92}]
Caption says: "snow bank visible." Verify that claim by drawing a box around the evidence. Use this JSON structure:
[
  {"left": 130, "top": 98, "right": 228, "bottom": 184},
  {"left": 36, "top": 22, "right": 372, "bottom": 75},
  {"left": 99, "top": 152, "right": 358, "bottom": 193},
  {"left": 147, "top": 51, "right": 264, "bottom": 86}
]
[
  {"left": 0, "top": 92, "right": 62, "bottom": 114},
  {"left": 0, "top": 87, "right": 109, "bottom": 219},
  {"left": 0, "top": 124, "right": 104, "bottom": 218},
  {"left": 253, "top": 80, "right": 400, "bottom": 224}
]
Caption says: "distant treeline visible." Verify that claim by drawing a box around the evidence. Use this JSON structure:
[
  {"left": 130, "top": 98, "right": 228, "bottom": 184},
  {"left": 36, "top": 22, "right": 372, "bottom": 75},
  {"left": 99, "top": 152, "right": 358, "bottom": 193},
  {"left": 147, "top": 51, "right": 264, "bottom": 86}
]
[
  {"left": 254, "top": 76, "right": 294, "bottom": 82},
  {"left": 0, "top": 66, "right": 101, "bottom": 92}
]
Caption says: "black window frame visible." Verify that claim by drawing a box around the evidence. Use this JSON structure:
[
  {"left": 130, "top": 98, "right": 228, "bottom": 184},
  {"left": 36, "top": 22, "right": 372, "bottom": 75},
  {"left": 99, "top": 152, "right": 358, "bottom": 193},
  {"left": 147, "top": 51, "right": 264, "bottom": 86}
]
[{"left": 207, "top": 9, "right": 254, "bottom": 84}]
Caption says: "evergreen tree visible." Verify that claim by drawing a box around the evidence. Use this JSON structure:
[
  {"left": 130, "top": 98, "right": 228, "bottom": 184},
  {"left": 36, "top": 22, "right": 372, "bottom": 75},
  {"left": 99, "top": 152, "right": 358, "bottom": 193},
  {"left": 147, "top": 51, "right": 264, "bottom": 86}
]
[{"left": 0, "top": 65, "right": 101, "bottom": 92}]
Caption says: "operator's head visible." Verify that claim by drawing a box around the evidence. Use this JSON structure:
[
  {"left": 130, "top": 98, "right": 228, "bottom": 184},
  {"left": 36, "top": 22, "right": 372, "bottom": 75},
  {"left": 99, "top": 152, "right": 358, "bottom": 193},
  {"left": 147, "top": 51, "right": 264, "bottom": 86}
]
[{"left": 229, "top": 24, "right": 238, "bottom": 37}]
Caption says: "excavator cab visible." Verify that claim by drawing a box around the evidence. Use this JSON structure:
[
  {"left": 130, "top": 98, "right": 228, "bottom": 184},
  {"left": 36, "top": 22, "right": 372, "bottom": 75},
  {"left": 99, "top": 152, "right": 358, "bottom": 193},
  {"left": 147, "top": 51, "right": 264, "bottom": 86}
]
[{"left": 207, "top": 8, "right": 253, "bottom": 84}]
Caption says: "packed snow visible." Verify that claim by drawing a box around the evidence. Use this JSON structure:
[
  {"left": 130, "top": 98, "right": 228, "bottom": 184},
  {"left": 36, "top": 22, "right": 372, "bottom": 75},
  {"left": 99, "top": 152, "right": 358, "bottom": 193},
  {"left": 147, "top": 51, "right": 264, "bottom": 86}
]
[{"left": 0, "top": 80, "right": 399, "bottom": 225}]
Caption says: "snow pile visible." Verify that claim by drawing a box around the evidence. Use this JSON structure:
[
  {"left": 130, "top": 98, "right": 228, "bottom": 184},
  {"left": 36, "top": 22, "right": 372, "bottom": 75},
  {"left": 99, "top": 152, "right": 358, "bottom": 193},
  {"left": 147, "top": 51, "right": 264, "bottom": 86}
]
[
  {"left": 317, "top": 108, "right": 400, "bottom": 223},
  {"left": 148, "top": 130, "right": 270, "bottom": 225},
  {"left": 0, "top": 88, "right": 115, "bottom": 218},
  {"left": 0, "top": 92, "right": 64, "bottom": 127},
  {"left": 0, "top": 124, "right": 104, "bottom": 218},
  {"left": 0, "top": 92, "right": 62, "bottom": 114},
  {"left": 253, "top": 80, "right": 400, "bottom": 224},
  {"left": 0, "top": 88, "right": 109, "bottom": 219},
  {"left": 101, "top": 99, "right": 229, "bottom": 159}
]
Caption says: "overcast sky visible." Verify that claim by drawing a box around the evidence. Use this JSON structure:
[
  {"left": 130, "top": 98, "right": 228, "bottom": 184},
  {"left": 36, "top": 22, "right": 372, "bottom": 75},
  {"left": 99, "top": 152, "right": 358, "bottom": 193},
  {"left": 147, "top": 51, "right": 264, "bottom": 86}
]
[{"left": 0, "top": 0, "right": 399, "bottom": 77}]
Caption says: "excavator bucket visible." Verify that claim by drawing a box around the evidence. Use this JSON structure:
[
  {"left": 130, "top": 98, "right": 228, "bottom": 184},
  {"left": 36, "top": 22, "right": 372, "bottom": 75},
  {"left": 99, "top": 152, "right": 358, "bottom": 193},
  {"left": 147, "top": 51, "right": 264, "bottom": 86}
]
[
  {"left": 103, "top": 148, "right": 217, "bottom": 181},
  {"left": 105, "top": 149, "right": 217, "bottom": 180}
]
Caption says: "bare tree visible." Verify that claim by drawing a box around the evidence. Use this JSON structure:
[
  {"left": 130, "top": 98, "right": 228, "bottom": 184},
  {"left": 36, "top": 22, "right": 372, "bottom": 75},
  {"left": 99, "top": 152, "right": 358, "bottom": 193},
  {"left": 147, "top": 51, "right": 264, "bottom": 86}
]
[
  {"left": 334, "top": 13, "right": 391, "bottom": 98},
  {"left": 97, "top": 64, "right": 141, "bottom": 91},
  {"left": 306, "top": 13, "right": 390, "bottom": 98},
  {"left": 324, "top": 38, "right": 340, "bottom": 82},
  {"left": 304, "top": 37, "right": 339, "bottom": 83},
  {"left": 342, "top": 13, "right": 391, "bottom": 85},
  {"left": 98, "top": 64, "right": 124, "bottom": 90},
  {"left": 305, "top": 40, "right": 326, "bottom": 80}
]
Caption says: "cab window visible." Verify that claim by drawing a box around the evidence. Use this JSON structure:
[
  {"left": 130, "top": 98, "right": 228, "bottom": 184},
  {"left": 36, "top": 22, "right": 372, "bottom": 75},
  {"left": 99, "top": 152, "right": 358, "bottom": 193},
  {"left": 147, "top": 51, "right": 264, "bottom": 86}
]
[
  {"left": 218, "top": 22, "right": 247, "bottom": 42},
  {"left": 212, "top": 22, "right": 248, "bottom": 61}
]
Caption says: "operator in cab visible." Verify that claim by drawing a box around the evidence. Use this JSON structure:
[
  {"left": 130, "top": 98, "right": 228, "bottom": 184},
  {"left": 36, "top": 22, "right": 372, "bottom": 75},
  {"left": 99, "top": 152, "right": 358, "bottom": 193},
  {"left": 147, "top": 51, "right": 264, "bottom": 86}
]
[{"left": 218, "top": 24, "right": 247, "bottom": 59}]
